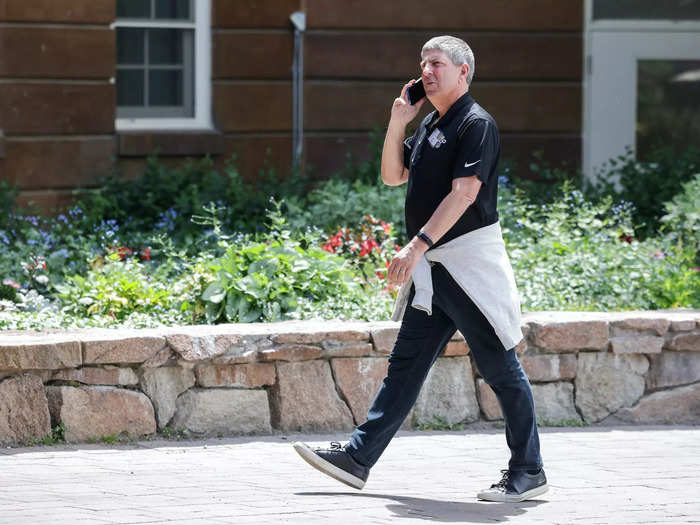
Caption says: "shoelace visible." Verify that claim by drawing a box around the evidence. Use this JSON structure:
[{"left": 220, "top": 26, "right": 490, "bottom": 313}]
[{"left": 492, "top": 469, "right": 511, "bottom": 490}]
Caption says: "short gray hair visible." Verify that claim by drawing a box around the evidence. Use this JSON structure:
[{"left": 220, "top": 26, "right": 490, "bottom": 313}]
[{"left": 421, "top": 35, "right": 475, "bottom": 86}]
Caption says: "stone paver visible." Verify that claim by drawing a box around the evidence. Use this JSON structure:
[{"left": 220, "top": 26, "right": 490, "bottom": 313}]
[{"left": 0, "top": 425, "right": 698, "bottom": 524}]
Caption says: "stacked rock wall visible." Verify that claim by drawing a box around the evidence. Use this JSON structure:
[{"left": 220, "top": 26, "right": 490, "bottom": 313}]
[{"left": 0, "top": 310, "right": 698, "bottom": 444}]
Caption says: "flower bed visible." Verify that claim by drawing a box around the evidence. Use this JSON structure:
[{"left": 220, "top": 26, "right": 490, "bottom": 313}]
[{"left": 0, "top": 156, "right": 697, "bottom": 330}]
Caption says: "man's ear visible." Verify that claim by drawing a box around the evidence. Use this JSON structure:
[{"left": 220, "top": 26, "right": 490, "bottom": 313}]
[{"left": 462, "top": 64, "right": 469, "bottom": 80}]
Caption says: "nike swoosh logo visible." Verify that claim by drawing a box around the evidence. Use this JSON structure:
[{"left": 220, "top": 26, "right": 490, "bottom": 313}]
[{"left": 464, "top": 160, "right": 481, "bottom": 168}]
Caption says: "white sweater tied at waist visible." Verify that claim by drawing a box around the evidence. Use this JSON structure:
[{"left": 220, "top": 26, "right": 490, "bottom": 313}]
[{"left": 391, "top": 221, "right": 523, "bottom": 350}]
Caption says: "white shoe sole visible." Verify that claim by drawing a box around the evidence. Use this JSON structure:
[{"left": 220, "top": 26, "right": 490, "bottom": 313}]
[
  {"left": 477, "top": 483, "right": 548, "bottom": 502},
  {"left": 292, "top": 442, "right": 366, "bottom": 490}
]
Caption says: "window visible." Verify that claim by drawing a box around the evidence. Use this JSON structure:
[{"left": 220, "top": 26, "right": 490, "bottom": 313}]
[
  {"left": 636, "top": 60, "right": 700, "bottom": 161},
  {"left": 583, "top": 0, "right": 700, "bottom": 181},
  {"left": 114, "top": 0, "right": 212, "bottom": 130}
]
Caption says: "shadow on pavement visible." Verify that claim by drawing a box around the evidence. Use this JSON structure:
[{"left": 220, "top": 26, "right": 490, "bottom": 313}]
[{"left": 295, "top": 491, "right": 545, "bottom": 522}]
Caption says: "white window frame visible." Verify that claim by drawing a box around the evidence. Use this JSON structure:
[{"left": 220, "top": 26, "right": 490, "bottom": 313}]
[
  {"left": 582, "top": 0, "right": 700, "bottom": 184},
  {"left": 112, "top": 0, "right": 213, "bottom": 131}
]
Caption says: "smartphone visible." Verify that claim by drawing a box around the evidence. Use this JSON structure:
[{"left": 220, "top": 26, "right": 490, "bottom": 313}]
[{"left": 406, "top": 79, "right": 426, "bottom": 105}]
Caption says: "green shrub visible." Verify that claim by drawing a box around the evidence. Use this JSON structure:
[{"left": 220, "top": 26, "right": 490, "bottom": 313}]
[
  {"left": 0, "top": 180, "right": 19, "bottom": 227},
  {"left": 0, "top": 281, "right": 18, "bottom": 302},
  {"left": 54, "top": 254, "right": 176, "bottom": 320},
  {"left": 285, "top": 178, "right": 407, "bottom": 242},
  {"left": 506, "top": 149, "right": 582, "bottom": 205},
  {"left": 200, "top": 204, "right": 361, "bottom": 323},
  {"left": 659, "top": 173, "right": 700, "bottom": 261},
  {"left": 71, "top": 153, "right": 311, "bottom": 240},
  {"left": 503, "top": 181, "right": 699, "bottom": 310},
  {"left": 587, "top": 145, "right": 700, "bottom": 238},
  {"left": 333, "top": 127, "right": 384, "bottom": 186}
]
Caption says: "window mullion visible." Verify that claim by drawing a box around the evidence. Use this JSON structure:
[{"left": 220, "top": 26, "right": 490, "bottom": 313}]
[
  {"left": 184, "top": 30, "right": 194, "bottom": 118},
  {"left": 144, "top": 30, "right": 150, "bottom": 108}
]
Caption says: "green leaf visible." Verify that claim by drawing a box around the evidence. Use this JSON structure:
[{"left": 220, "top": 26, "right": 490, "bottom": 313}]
[
  {"left": 291, "top": 258, "right": 310, "bottom": 272},
  {"left": 240, "top": 307, "right": 262, "bottom": 323},
  {"left": 205, "top": 301, "right": 223, "bottom": 322},
  {"left": 202, "top": 282, "right": 226, "bottom": 303},
  {"left": 238, "top": 275, "right": 265, "bottom": 299},
  {"left": 225, "top": 291, "right": 238, "bottom": 321}
]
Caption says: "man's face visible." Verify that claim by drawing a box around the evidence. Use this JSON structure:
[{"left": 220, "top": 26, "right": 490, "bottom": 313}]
[{"left": 419, "top": 49, "right": 467, "bottom": 98}]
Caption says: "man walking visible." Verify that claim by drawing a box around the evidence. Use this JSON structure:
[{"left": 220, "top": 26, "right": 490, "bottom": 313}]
[{"left": 293, "top": 35, "right": 547, "bottom": 503}]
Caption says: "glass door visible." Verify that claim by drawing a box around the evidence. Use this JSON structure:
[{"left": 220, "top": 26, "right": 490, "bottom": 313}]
[{"left": 583, "top": 0, "right": 700, "bottom": 182}]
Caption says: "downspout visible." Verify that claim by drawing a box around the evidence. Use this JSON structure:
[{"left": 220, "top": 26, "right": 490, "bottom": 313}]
[{"left": 290, "top": 11, "right": 306, "bottom": 172}]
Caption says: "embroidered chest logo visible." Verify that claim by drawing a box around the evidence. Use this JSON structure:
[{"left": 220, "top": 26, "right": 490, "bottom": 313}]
[{"left": 427, "top": 128, "right": 447, "bottom": 149}]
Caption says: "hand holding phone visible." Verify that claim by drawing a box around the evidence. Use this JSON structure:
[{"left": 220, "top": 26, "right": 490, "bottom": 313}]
[
  {"left": 406, "top": 79, "right": 426, "bottom": 105},
  {"left": 392, "top": 79, "right": 425, "bottom": 127}
]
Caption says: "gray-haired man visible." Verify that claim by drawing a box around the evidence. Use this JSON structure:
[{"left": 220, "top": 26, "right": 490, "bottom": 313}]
[{"left": 294, "top": 35, "right": 547, "bottom": 503}]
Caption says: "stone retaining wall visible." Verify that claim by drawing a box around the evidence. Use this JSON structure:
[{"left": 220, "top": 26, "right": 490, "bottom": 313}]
[{"left": 1, "top": 310, "right": 699, "bottom": 444}]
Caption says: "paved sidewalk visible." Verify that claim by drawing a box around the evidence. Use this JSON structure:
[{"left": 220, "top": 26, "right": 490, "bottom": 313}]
[{"left": 0, "top": 425, "right": 698, "bottom": 524}]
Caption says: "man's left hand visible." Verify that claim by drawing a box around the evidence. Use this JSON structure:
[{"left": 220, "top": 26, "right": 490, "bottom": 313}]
[{"left": 387, "top": 238, "right": 429, "bottom": 285}]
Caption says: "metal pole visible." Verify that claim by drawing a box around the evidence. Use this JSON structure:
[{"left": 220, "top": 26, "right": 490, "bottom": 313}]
[{"left": 290, "top": 11, "right": 306, "bottom": 172}]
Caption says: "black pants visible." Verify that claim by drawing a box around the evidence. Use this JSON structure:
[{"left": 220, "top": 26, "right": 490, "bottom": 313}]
[{"left": 346, "top": 262, "right": 543, "bottom": 471}]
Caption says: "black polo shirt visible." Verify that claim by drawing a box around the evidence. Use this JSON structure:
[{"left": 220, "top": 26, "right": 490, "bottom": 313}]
[{"left": 403, "top": 92, "right": 500, "bottom": 249}]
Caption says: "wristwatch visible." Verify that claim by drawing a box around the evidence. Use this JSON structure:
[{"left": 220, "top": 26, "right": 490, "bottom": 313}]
[{"left": 417, "top": 231, "right": 434, "bottom": 248}]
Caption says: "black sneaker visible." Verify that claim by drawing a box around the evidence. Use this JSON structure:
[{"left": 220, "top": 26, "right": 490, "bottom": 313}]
[
  {"left": 292, "top": 441, "right": 369, "bottom": 490},
  {"left": 477, "top": 468, "right": 548, "bottom": 502}
]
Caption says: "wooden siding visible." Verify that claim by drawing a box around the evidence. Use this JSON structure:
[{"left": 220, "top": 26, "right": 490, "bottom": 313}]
[
  {"left": 298, "top": 0, "right": 583, "bottom": 175},
  {"left": 0, "top": 84, "right": 115, "bottom": 135},
  {"left": 213, "top": 0, "right": 302, "bottom": 28},
  {"left": 213, "top": 0, "right": 584, "bottom": 181},
  {"left": 304, "top": 32, "right": 582, "bottom": 81},
  {"left": 0, "top": 0, "right": 114, "bottom": 24},
  {"left": 0, "top": 0, "right": 116, "bottom": 213},
  {"left": 0, "top": 27, "right": 115, "bottom": 79},
  {"left": 218, "top": 135, "right": 293, "bottom": 183},
  {"left": 0, "top": 0, "right": 584, "bottom": 213},
  {"left": 213, "top": 32, "right": 294, "bottom": 80},
  {"left": 303, "top": 0, "right": 582, "bottom": 31},
  {"left": 213, "top": 82, "right": 292, "bottom": 132},
  {"left": 304, "top": 81, "right": 580, "bottom": 132},
  {"left": 3, "top": 138, "right": 116, "bottom": 189}
]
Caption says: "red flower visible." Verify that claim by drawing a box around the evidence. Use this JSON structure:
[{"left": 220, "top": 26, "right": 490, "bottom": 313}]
[
  {"left": 330, "top": 232, "right": 343, "bottom": 247},
  {"left": 380, "top": 221, "right": 391, "bottom": 234},
  {"left": 322, "top": 243, "right": 335, "bottom": 254},
  {"left": 140, "top": 248, "right": 151, "bottom": 261},
  {"left": 619, "top": 233, "right": 633, "bottom": 243},
  {"left": 359, "top": 238, "right": 376, "bottom": 257},
  {"left": 117, "top": 246, "right": 133, "bottom": 260}
]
